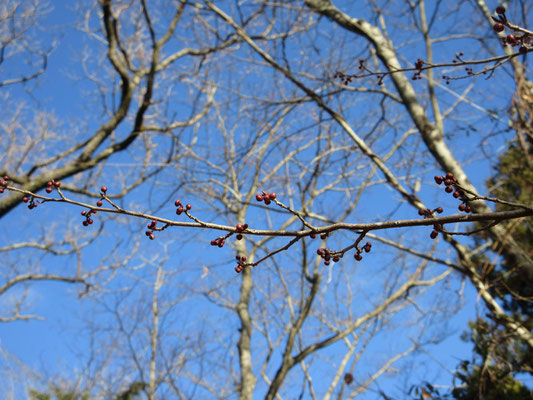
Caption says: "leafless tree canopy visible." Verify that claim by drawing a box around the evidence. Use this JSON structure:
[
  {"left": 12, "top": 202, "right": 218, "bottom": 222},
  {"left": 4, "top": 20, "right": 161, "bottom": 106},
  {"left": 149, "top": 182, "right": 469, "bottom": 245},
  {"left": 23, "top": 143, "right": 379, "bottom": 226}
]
[{"left": 0, "top": 1, "right": 531, "bottom": 399}]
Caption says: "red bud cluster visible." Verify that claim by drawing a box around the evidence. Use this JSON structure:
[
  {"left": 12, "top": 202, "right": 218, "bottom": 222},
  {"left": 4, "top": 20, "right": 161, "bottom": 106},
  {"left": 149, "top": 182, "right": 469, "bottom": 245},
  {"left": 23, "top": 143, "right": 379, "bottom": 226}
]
[
  {"left": 354, "top": 242, "right": 372, "bottom": 261},
  {"left": 45, "top": 180, "right": 61, "bottom": 194},
  {"left": 81, "top": 209, "right": 96, "bottom": 226},
  {"left": 174, "top": 199, "right": 191, "bottom": 215},
  {"left": 412, "top": 58, "right": 424, "bottom": 80},
  {"left": 428, "top": 172, "right": 476, "bottom": 239},
  {"left": 317, "top": 247, "right": 336, "bottom": 265},
  {"left": 210, "top": 238, "right": 225, "bottom": 248},
  {"left": 435, "top": 172, "right": 471, "bottom": 213},
  {"left": 317, "top": 239, "right": 372, "bottom": 265},
  {"left": 95, "top": 186, "right": 108, "bottom": 207},
  {"left": 235, "top": 223, "right": 248, "bottom": 241},
  {"left": 418, "top": 206, "right": 444, "bottom": 217},
  {"left": 234, "top": 255, "right": 247, "bottom": 273},
  {"left": 24, "top": 196, "right": 39, "bottom": 209},
  {"left": 334, "top": 70, "right": 353, "bottom": 85},
  {"left": 145, "top": 220, "right": 157, "bottom": 240},
  {"left": 491, "top": 6, "right": 531, "bottom": 54},
  {"left": 256, "top": 191, "right": 277, "bottom": 205}
]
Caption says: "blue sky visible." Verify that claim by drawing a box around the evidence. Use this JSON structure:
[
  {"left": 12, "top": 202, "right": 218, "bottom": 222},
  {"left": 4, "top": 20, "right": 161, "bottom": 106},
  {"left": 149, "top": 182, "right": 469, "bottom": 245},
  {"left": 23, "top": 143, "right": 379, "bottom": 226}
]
[{"left": 0, "top": 1, "right": 529, "bottom": 398}]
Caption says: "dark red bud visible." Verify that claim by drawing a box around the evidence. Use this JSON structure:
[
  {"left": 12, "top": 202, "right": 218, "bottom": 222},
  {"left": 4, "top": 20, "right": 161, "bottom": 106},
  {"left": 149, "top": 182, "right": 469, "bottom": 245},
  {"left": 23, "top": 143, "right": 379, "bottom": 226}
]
[{"left": 493, "top": 23, "right": 504, "bottom": 32}]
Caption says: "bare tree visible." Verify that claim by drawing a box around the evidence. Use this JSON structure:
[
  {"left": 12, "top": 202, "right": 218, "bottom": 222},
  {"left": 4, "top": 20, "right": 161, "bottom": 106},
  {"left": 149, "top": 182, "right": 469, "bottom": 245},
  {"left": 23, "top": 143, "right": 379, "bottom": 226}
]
[{"left": 0, "top": 1, "right": 531, "bottom": 399}]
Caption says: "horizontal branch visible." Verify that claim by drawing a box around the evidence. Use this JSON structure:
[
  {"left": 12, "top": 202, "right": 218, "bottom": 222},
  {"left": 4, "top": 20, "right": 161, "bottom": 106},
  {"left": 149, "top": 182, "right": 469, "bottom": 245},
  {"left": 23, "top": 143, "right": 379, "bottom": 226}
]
[
  {"left": 0, "top": 274, "right": 88, "bottom": 296},
  {"left": 4, "top": 185, "right": 531, "bottom": 237}
]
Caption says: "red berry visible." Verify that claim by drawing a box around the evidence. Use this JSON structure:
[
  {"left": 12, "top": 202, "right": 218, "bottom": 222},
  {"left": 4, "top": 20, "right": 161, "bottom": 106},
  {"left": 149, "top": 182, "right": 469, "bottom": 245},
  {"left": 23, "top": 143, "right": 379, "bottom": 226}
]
[
  {"left": 0, "top": 187, "right": 4, "bottom": 193},
  {"left": 507, "top": 34, "right": 516, "bottom": 45},
  {"left": 186, "top": 204, "right": 191, "bottom": 210},
  {"left": 434, "top": 176, "right": 443, "bottom": 184},
  {"left": 418, "top": 209, "right": 425, "bottom": 216},
  {"left": 149, "top": 233, "right": 155, "bottom": 240},
  {"left": 445, "top": 186, "right": 453, "bottom": 193},
  {"left": 97, "top": 200, "right": 103, "bottom": 207},
  {"left": 0, "top": 180, "right": 6, "bottom": 187},
  {"left": 453, "top": 191, "right": 461, "bottom": 198},
  {"left": 175, "top": 200, "right": 181, "bottom": 207},
  {"left": 458, "top": 204, "right": 466, "bottom": 212},
  {"left": 81, "top": 210, "right": 87, "bottom": 216},
  {"left": 445, "top": 172, "right": 454, "bottom": 180},
  {"left": 46, "top": 187, "right": 53, "bottom": 193},
  {"left": 3, "top": 176, "right": 8, "bottom": 181},
  {"left": 236, "top": 234, "right": 243, "bottom": 240},
  {"left": 83, "top": 220, "right": 89, "bottom": 226},
  {"left": 493, "top": 23, "right": 504, "bottom": 32},
  {"left": 366, "top": 242, "right": 372, "bottom": 248},
  {"left": 464, "top": 206, "right": 471, "bottom": 213},
  {"left": 101, "top": 186, "right": 107, "bottom": 193},
  {"left": 22, "top": 197, "right": 29, "bottom": 203},
  {"left": 88, "top": 219, "right": 93, "bottom": 224},
  {"left": 430, "top": 230, "right": 438, "bottom": 239},
  {"left": 243, "top": 224, "right": 248, "bottom": 230},
  {"left": 264, "top": 198, "right": 271, "bottom": 205},
  {"left": 256, "top": 194, "right": 263, "bottom": 201},
  {"left": 364, "top": 245, "right": 371, "bottom": 253},
  {"left": 333, "top": 256, "right": 340, "bottom": 262},
  {"left": 241, "top": 256, "right": 247, "bottom": 262},
  {"left": 210, "top": 240, "right": 217, "bottom": 246},
  {"left": 354, "top": 253, "right": 362, "bottom": 261},
  {"left": 47, "top": 181, "right": 53, "bottom": 186},
  {"left": 310, "top": 234, "right": 316, "bottom": 239},
  {"left": 218, "top": 240, "right": 224, "bottom": 248},
  {"left": 54, "top": 181, "right": 61, "bottom": 188},
  {"left": 324, "top": 260, "right": 330, "bottom": 266},
  {"left": 496, "top": 6, "right": 505, "bottom": 14},
  {"left": 269, "top": 193, "right": 277, "bottom": 200},
  {"left": 145, "top": 231, "right": 152, "bottom": 236},
  {"left": 436, "top": 207, "right": 443, "bottom": 214}
]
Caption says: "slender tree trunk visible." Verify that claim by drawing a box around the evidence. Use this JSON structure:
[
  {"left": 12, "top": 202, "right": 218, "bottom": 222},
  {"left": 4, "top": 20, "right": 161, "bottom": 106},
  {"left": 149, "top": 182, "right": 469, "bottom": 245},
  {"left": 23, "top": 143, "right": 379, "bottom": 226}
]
[{"left": 149, "top": 267, "right": 163, "bottom": 399}]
